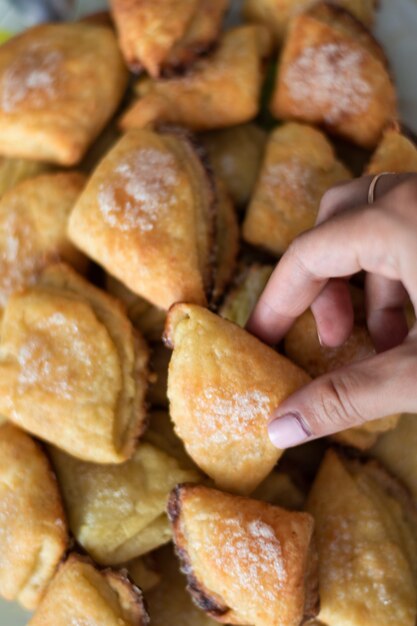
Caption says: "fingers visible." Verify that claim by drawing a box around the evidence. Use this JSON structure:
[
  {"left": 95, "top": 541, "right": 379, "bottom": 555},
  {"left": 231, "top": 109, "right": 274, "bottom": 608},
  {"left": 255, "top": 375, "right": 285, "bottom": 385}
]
[
  {"left": 267, "top": 339, "right": 417, "bottom": 448},
  {"left": 365, "top": 273, "right": 409, "bottom": 352},
  {"left": 311, "top": 279, "right": 353, "bottom": 347}
]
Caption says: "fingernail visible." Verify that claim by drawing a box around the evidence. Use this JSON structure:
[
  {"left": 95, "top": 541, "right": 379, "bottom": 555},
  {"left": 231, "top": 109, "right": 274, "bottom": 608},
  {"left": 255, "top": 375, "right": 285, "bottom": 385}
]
[
  {"left": 317, "top": 330, "right": 325, "bottom": 347},
  {"left": 268, "top": 412, "right": 311, "bottom": 448}
]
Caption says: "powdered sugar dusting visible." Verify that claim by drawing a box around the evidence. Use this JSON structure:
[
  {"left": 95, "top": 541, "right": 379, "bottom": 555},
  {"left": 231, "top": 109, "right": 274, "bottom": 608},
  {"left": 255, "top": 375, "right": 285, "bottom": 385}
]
[
  {"left": 98, "top": 148, "right": 178, "bottom": 232},
  {"left": 1, "top": 44, "right": 62, "bottom": 112},
  {"left": 284, "top": 43, "right": 371, "bottom": 123},
  {"left": 262, "top": 157, "right": 316, "bottom": 209}
]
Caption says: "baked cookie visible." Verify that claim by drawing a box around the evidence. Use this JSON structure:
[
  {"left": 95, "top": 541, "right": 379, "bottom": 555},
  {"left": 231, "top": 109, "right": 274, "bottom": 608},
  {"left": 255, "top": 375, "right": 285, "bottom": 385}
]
[
  {"left": 69, "top": 128, "right": 216, "bottom": 310},
  {"left": 169, "top": 484, "right": 318, "bottom": 626},
  {"left": 0, "top": 172, "right": 87, "bottom": 313},
  {"left": 367, "top": 125, "right": 417, "bottom": 174},
  {"left": 0, "top": 23, "right": 128, "bottom": 165},
  {"left": 271, "top": 3, "right": 397, "bottom": 148},
  {"left": 243, "top": 123, "right": 351, "bottom": 255},
  {"left": 49, "top": 442, "right": 200, "bottom": 565},
  {"left": 0, "top": 424, "right": 67, "bottom": 609},
  {"left": 28, "top": 554, "right": 149, "bottom": 626},
  {"left": 120, "top": 26, "right": 272, "bottom": 132},
  {"left": 165, "top": 304, "right": 310, "bottom": 494},
  {"left": 307, "top": 449, "right": 417, "bottom": 626},
  {"left": 284, "top": 309, "right": 401, "bottom": 449},
  {"left": 0, "top": 263, "right": 149, "bottom": 463}
]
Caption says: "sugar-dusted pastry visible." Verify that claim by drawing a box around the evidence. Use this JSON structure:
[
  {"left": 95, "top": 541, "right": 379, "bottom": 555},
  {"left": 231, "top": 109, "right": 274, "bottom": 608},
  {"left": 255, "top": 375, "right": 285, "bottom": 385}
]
[
  {"left": 202, "top": 123, "right": 267, "bottom": 207},
  {"left": 220, "top": 263, "right": 274, "bottom": 328},
  {"left": 169, "top": 484, "right": 318, "bottom": 626},
  {"left": 243, "top": 123, "right": 351, "bottom": 255},
  {"left": 284, "top": 310, "right": 401, "bottom": 449},
  {"left": 372, "top": 413, "right": 417, "bottom": 502},
  {"left": 0, "top": 424, "right": 67, "bottom": 609},
  {"left": 0, "top": 156, "right": 49, "bottom": 198},
  {"left": 69, "top": 128, "right": 216, "bottom": 311},
  {"left": 120, "top": 26, "right": 272, "bottom": 132},
  {"left": 0, "top": 264, "right": 149, "bottom": 463},
  {"left": 0, "top": 23, "right": 128, "bottom": 165},
  {"left": 271, "top": 3, "right": 397, "bottom": 149},
  {"left": 165, "top": 304, "right": 310, "bottom": 494},
  {"left": 307, "top": 450, "right": 417, "bottom": 626},
  {"left": 28, "top": 554, "right": 149, "bottom": 626},
  {"left": 243, "top": 0, "right": 377, "bottom": 46},
  {"left": 0, "top": 172, "right": 87, "bottom": 313},
  {"left": 49, "top": 441, "right": 200, "bottom": 565},
  {"left": 212, "top": 180, "right": 239, "bottom": 302},
  {"left": 367, "top": 125, "right": 417, "bottom": 174}
]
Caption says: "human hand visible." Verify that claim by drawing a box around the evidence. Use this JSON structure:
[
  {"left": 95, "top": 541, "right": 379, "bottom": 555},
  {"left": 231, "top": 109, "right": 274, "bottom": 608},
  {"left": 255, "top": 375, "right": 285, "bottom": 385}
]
[{"left": 248, "top": 173, "right": 417, "bottom": 448}]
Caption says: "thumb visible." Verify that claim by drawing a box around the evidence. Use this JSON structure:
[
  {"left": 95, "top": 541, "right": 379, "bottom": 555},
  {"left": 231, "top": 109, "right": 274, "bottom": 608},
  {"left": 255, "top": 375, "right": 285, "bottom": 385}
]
[{"left": 268, "top": 339, "right": 417, "bottom": 449}]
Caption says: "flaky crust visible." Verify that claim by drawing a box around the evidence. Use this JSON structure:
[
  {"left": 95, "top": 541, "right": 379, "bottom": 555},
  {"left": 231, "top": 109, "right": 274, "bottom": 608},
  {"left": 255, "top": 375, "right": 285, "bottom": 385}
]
[
  {"left": 0, "top": 263, "right": 149, "bottom": 463},
  {"left": 168, "top": 484, "right": 318, "bottom": 626},
  {"left": 243, "top": 122, "right": 351, "bottom": 256},
  {"left": 165, "top": 304, "right": 310, "bottom": 494},
  {"left": 120, "top": 26, "right": 272, "bottom": 132},
  {"left": 271, "top": 3, "right": 397, "bottom": 148},
  {"left": 0, "top": 23, "right": 128, "bottom": 165},
  {"left": 28, "top": 554, "right": 150, "bottom": 626},
  {"left": 0, "top": 424, "right": 67, "bottom": 609},
  {"left": 68, "top": 128, "right": 216, "bottom": 311},
  {"left": 367, "top": 125, "right": 417, "bottom": 174}
]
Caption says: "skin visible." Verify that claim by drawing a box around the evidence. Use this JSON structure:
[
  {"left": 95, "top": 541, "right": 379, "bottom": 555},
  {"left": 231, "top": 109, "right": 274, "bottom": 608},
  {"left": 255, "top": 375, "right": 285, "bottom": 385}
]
[{"left": 247, "top": 173, "right": 417, "bottom": 448}]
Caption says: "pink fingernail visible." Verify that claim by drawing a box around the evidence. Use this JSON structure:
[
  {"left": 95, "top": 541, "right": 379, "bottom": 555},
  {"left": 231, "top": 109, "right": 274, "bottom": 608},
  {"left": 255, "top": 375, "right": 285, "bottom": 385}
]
[{"left": 268, "top": 413, "right": 311, "bottom": 448}]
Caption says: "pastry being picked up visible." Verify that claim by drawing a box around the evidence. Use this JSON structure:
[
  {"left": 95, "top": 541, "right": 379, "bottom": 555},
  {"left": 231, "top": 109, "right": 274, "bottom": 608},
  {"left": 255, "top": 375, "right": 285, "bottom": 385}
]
[
  {"left": 0, "top": 424, "right": 67, "bottom": 609},
  {"left": 243, "top": 123, "right": 351, "bottom": 256},
  {"left": 0, "top": 264, "right": 149, "bottom": 463},
  {"left": 168, "top": 483, "right": 318, "bottom": 626},
  {"left": 28, "top": 554, "right": 149, "bottom": 626},
  {"left": 0, "top": 23, "right": 128, "bottom": 165},
  {"left": 120, "top": 26, "right": 272, "bottom": 132},
  {"left": 165, "top": 303, "right": 310, "bottom": 494},
  {"left": 271, "top": 2, "right": 397, "bottom": 148}
]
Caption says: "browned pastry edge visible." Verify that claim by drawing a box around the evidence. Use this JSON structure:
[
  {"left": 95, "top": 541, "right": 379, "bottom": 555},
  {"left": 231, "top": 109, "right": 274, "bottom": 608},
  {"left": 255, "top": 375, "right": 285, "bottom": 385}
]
[
  {"left": 161, "top": 40, "right": 218, "bottom": 77},
  {"left": 162, "top": 302, "right": 191, "bottom": 349}
]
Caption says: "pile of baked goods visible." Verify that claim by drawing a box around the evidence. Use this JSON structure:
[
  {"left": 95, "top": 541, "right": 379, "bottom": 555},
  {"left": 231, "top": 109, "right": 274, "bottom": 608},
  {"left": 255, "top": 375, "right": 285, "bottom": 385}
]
[{"left": 0, "top": 1, "right": 416, "bottom": 625}]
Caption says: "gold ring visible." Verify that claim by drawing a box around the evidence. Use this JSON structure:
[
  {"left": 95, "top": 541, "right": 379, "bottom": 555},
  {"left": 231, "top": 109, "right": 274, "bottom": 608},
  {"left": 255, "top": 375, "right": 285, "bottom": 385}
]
[{"left": 368, "top": 172, "right": 393, "bottom": 205}]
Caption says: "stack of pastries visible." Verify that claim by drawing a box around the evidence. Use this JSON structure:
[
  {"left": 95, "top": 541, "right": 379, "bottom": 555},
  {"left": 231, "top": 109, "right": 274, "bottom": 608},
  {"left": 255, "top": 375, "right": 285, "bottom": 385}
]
[{"left": 0, "top": 1, "right": 415, "bottom": 626}]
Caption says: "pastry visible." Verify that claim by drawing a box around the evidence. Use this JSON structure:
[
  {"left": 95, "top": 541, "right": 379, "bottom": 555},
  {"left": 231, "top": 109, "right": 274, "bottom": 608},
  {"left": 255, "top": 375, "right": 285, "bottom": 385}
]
[
  {"left": 147, "top": 346, "right": 170, "bottom": 408},
  {"left": 284, "top": 310, "right": 401, "bottom": 449},
  {"left": 202, "top": 123, "right": 267, "bottom": 207},
  {"left": 0, "top": 263, "right": 149, "bottom": 463},
  {"left": 49, "top": 441, "right": 200, "bottom": 565},
  {"left": 127, "top": 557, "right": 161, "bottom": 592},
  {"left": 0, "top": 423, "right": 67, "bottom": 609},
  {"left": 367, "top": 125, "right": 417, "bottom": 174},
  {"left": 0, "top": 23, "right": 128, "bottom": 165},
  {"left": 271, "top": 3, "right": 397, "bottom": 148},
  {"left": 120, "top": 26, "right": 272, "bottom": 132},
  {"left": 253, "top": 470, "right": 306, "bottom": 510},
  {"left": 28, "top": 554, "right": 149, "bottom": 626},
  {"left": 0, "top": 156, "right": 49, "bottom": 198},
  {"left": 220, "top": 263, "right": 274, "bottom": 328},
  {"left": 168, "top": 483, "right": 318, "bottom": 626},
  {"left": 243, "top": 123, "right": 351, "bottom": 255},
  {"left": 165, "top": 303, "right": 310, "bottom": 494},
  {"left": 243, "top": 0, "right": 377, "bottom": 46},
  {"left": 145, "top": 410, "right": 198, "bottom": 471},
  {"left": 68, "top": 128, "right": 217, "bottom": 310},
  {"left": 0, "top": 172, "right": 87, "bottom": 314},
  {"left": 212, "top": 179, "right": 240, "bottom": 302},
  {"left": 307, "top": 449, "right": 417, "bottom": 626}
]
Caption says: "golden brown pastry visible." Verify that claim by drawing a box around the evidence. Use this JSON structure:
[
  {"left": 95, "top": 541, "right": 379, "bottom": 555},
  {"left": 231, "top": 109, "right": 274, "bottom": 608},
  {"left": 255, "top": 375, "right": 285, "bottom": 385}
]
[
  {"left": 0, "top": 23, "right": 128, "bottom": 165},
  {"left": 0, "top": 263, "right": 149, "bottom": 463},
  {"left": 243, "top": 0, "right": 377, "bottom": 46},
  {"left": 49, "top": 441, "right": 200, "bottom": 565},
  {"left": 169, "top": 484, "right": 318, "bottom": 626},
  {"left": 120, "top": 26, "right": 272, "bottom": 132},
  {"left": 372, "top": 413, "right": 417, "bottom": 502},
  {"left": 284, "top": 310, "right": 401, "bottom": 449},
  {"left": 220, "top": 263, "right": 274, "bottom": 328},
  {"left": 127, "top": 557, "right": 160, "bottom": 592},
  {"left": 0, "top": 424, "right": 67, "bottom": 609},
  {"left": 0, "top": 156, "right": 49, "bottom": 198},
  {"left": 253, "top": 470, "right": 306, "bottom": 510},
  {"left": 165, "top": 303, "right": 310, "bottom": 494},
  {"left": 0, "top": 172, "right": 87, "bottom": 314},
  {"left": 145, "top": 410, "right": 198, "bottom": 471},
  {"left": 307, "top": 449, "right": 417, "bottom": 626},
  {"left": 243, "top": 123, "right": 351, "bottom": 255},
  {"left": 271, "top": 3, "right": 397, "bottom": 149},
  {"left": 212, "top": 180, "right": 239, "bottom": 302},
  {"left": 28, "top": 554, "right": 149, "bottom": 626},
  {"left": 69, "top": 128, "right": 216, "bottom": 311},
  {"left": 366, "top": 125, "right": 417, "bottom": 174},
  {"left": 202, "top": 123, "right": 267, "bottom": 207},
  {"left": 147, "top": 346, "right": 170, "bottom": 408}
]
